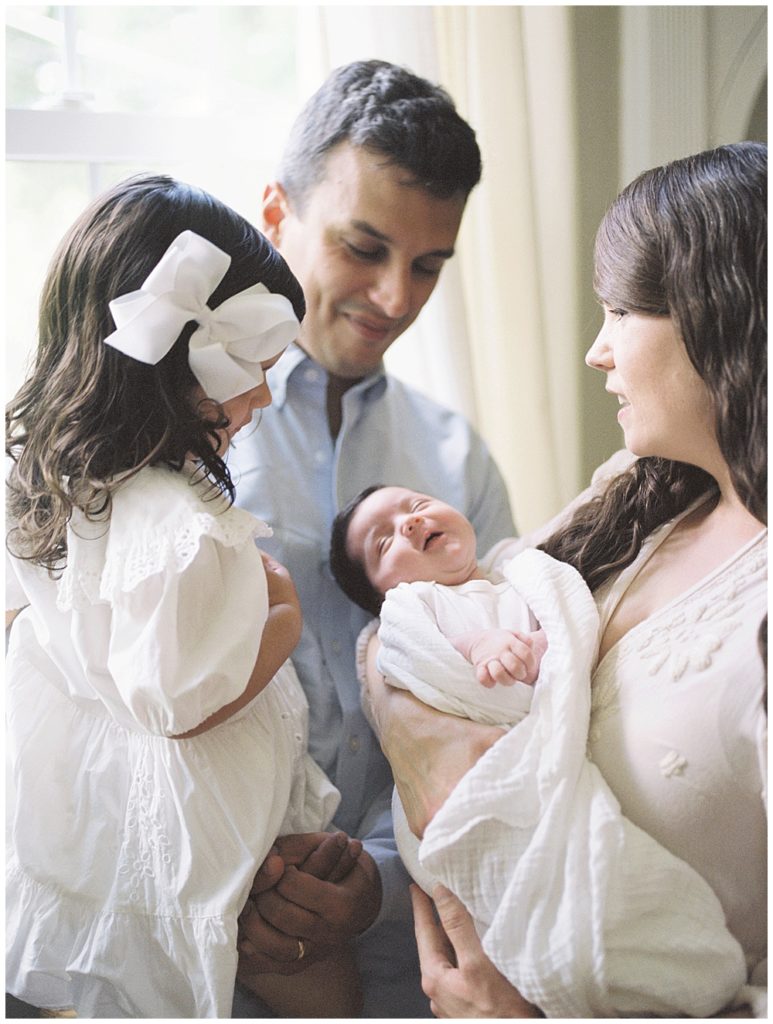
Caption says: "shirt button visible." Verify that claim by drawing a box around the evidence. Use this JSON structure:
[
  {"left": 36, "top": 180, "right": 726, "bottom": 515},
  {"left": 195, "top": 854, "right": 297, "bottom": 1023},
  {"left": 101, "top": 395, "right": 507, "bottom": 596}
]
[
  {"left": 313, "top": 450, "right": 326, "bottom": 466},
  {"left": 331, "top": 640, "right": 341, "bottom": 654},
  {"left": 349, "top": 736, "right": 361, "bottom": 753},
  {"left": 304, "top": 367, "right": 320, "bottom": 383}
]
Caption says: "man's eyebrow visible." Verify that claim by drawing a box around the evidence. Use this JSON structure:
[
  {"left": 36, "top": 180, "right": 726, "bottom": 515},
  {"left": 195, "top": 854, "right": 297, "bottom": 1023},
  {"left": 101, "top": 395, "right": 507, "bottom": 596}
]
[{"left": 350, "top": 220, "right": 455, "bottom": 260}]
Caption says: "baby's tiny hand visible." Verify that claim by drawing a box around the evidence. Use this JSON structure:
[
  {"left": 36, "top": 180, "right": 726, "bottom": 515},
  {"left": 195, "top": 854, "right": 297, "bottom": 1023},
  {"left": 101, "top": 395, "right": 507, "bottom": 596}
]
[{"left": 465, "top": 628, "right": 546, "bottom": 688}]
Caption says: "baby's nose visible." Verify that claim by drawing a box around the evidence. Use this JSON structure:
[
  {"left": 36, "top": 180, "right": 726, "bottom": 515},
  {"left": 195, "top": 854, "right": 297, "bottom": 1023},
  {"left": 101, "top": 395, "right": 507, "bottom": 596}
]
[{"left": 401, "top": 514, "right": 422, "bottom": 536}]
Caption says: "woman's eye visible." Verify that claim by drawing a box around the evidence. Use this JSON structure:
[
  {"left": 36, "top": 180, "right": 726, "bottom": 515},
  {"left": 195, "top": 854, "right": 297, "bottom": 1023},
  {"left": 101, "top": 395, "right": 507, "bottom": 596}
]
[{"left": 608, "top": 307, "right": 627, "bottom": 320}]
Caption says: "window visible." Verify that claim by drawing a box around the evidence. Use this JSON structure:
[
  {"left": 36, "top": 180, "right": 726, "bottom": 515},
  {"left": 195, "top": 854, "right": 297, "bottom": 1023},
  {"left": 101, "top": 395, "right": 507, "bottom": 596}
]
[{"left": 6, "top": 5, "right": 306, "bottom": 398}]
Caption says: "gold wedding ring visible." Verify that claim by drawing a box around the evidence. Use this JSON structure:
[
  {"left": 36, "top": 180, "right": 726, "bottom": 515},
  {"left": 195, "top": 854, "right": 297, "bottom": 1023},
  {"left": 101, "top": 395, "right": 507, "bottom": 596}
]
[{"left": 295, "top": 938, "right": 306, "bottom": 961}]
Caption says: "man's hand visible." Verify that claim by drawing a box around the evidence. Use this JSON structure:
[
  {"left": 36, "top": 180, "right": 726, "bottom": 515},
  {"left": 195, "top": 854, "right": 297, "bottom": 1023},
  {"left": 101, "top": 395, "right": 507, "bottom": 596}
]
[
  {"left": 237, "top": 831, "right": 381, "bottom": 977},
  {"left": 411, "top": 885, "right": 542, "bottom": 1018},
  {"left": 452, "top": 628, "right": 547, "bottom": 687}
]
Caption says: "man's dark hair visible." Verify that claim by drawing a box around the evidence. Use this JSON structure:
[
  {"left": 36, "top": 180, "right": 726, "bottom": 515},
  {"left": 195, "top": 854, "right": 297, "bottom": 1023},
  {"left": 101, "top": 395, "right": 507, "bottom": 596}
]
[
  {"left": 329, "top": 484, "right": 387, "bottom": 617},
  {"left": 279, "top": 60, "right": 482, "bottom": 211}
]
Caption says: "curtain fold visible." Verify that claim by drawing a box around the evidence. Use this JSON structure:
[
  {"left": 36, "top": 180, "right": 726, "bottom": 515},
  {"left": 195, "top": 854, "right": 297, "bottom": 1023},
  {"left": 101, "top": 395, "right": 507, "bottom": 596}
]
[{"left": 435, "top": 6, "right": 580, "bottom": 531}]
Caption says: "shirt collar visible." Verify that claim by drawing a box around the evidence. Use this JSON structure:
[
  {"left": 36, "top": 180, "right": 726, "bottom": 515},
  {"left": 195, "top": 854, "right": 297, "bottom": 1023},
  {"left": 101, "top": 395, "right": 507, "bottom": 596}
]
[{"left": 269, "top": 342, "right": 388, "bottom": 408}]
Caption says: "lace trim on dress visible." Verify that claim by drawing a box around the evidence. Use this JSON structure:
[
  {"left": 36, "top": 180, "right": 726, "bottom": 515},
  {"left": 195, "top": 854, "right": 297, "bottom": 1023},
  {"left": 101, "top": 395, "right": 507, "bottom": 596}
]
[{"left": 57, "top": 505, "right": 270, "bottom": 611}]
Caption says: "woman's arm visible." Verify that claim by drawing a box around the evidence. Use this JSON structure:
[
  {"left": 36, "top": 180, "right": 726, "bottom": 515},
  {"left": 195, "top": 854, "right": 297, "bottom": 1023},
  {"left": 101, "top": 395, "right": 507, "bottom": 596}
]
[
  {"left": 363, "top": 634, "right": 503, "bottom": 837},
  {"left": 175, "top": 554, "right": 301, "bottom": 739}
]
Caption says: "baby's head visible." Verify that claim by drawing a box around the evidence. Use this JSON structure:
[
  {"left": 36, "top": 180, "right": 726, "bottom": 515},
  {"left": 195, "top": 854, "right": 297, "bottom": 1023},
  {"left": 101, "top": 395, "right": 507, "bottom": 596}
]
[{"left": 330, "top": 484, "right": 479, "bottom": 616}]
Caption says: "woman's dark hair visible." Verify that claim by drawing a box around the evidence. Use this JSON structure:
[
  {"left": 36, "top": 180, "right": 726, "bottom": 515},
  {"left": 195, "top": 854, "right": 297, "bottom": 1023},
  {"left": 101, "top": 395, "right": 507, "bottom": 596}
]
[
  {"left": 329, "top": 485, "right": 386, "bottom": 617},
  {"left": 6, "top": 173, "right": 305, "bottom": 571},
  {"left": 279, "top": 60, "right": 481, "bottom": 210},
  {"left": 541, "top": 142, "right": 766, "bottom": 590}
]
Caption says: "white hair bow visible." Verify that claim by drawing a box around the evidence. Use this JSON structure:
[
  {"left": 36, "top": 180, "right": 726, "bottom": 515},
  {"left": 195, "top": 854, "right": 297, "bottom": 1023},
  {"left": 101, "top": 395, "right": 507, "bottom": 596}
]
[{"left": 103, "top": 230, "right": 300, "bottom": 403}]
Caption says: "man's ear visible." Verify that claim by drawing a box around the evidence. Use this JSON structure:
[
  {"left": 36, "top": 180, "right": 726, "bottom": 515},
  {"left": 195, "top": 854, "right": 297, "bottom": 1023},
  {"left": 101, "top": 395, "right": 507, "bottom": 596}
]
[{"left": 262, "top": 182, "right": 290, "bottom": 245}]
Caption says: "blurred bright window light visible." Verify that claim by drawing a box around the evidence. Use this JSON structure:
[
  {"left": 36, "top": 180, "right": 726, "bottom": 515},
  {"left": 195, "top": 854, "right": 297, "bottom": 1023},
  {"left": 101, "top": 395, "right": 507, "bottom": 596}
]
[{"left": 6, "top": 5, "right": 306, "bottom": 399}]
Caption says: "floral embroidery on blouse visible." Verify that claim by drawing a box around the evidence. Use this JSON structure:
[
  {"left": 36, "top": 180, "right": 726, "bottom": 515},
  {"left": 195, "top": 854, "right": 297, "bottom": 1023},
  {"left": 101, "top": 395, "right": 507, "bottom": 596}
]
[
  {"left": 659, "top": 750, "right": 688, "bottom": 777},
  {"left": 590, "top": 538, "right": 766, "bottom": 731},
  {"left": 636, "top": 547, "right": 766, "bottom": 681}
]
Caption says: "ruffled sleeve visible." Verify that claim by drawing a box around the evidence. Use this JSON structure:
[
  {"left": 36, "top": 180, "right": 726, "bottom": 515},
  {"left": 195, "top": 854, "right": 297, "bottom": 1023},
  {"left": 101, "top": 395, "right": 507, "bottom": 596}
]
[
  {"left": 107, "top": 533, "right": 269, "bottom": 735},
  {"left": 63, "top": 466, "right": 274, "bottom": 735}
]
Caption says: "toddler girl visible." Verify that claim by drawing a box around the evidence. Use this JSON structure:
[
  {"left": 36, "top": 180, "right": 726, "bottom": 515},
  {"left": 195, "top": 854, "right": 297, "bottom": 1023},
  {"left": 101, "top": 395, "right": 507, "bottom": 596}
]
[{"left": 5, "top": 174, "right": 347, "bottom": 1018}]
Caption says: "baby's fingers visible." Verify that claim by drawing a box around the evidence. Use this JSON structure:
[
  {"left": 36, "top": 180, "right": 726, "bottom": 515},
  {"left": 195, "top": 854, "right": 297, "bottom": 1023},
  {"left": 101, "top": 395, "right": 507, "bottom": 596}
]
[
  {"left": 475, "top": 662, "right": 497, "bottom": 688},
  {"left": 498, "top": 648, "right": 531, "bottom": 683},
  {"left": 476, "top": 658, "right": 516, "bottom": 687},
  {"left": 505, "top": 635, "right": 541, "bottom": 685}
]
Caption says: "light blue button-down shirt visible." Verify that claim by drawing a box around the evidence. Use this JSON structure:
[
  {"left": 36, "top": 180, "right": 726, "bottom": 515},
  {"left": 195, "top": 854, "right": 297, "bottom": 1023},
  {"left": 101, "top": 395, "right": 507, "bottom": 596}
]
[{"left": 229, "top": 344, "right": 515, "bottom": 1017}]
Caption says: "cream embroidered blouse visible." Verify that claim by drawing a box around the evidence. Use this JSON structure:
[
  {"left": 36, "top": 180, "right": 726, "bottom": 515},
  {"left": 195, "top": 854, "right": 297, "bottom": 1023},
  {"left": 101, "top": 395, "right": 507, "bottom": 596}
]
[{"left": 589, "top": 503, "right": 767, "bottom": 968}]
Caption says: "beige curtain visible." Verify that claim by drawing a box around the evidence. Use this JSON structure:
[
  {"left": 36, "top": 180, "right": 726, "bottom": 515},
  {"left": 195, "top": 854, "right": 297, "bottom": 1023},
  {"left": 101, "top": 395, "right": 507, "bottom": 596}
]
[
  {"left": 434, "top": 6, "right": 581, "bottom": 531},
  {"left": 313, "top": 6, "right": 581, "bottom": 532}
]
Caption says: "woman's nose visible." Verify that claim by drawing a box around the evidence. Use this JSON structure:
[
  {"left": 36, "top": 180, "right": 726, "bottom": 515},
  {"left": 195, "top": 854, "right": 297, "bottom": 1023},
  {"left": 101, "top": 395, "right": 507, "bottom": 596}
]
[{"left": 585, "top": 326, "right": 613, "bottom": 371}]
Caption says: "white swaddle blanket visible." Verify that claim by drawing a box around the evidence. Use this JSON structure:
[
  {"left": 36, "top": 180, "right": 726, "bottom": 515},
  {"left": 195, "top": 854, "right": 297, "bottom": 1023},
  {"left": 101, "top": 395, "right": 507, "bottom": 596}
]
[{"left": 376, "top": 548, "right": 746, "bottom": 1018}]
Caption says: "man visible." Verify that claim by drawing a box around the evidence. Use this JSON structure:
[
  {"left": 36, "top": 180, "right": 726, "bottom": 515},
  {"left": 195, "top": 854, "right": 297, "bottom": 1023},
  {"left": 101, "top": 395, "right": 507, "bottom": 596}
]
[{"left": 230, "top": 59, "right": 515, "bottom": 1018}]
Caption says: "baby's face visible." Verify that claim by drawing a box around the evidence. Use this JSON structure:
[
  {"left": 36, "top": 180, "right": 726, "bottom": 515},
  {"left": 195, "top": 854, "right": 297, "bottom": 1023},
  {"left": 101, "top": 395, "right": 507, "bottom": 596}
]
[{"left": 346, "top": 486, "right": 478, "bottom": 597}]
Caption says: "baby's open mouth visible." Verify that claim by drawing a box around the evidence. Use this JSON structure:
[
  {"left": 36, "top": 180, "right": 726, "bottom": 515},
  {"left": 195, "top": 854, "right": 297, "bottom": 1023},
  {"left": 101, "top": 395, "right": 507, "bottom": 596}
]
[{"left": 424, "top": 531, "right": 442, "bottom": 550}]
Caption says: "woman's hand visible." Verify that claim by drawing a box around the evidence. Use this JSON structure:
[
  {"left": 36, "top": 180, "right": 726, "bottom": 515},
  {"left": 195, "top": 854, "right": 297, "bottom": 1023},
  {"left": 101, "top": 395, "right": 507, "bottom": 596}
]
[
  {"left": 363, "top": 635, "right": 503, "bottom": 837},
  {"left": 411, "top": 885, "right": 542, "bottom": 1018}
]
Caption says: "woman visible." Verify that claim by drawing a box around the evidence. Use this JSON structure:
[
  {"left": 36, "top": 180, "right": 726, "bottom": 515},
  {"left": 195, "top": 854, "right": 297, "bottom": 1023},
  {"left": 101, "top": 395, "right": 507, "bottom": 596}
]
[{"left": 364, "top": 141, "right": 767, "bottom": 1017}]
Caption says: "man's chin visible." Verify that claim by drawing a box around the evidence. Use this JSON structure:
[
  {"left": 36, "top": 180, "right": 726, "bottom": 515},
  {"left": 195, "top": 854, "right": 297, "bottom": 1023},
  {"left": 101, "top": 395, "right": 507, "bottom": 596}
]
[{"left": 328, "top": 347, "right": 387, "bottom": 381}]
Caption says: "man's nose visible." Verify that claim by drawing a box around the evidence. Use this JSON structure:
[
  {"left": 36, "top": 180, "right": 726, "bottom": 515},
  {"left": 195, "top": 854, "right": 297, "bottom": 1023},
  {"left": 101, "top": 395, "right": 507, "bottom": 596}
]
[{"left": 370, "top": 264, "right": 412, "bottom": 320}]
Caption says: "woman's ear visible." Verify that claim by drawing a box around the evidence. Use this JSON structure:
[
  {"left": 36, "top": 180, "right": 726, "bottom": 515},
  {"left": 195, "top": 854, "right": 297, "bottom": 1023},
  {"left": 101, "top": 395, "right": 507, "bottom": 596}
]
[{"left": 262, "top": 182, "right": 290, "bottom": 246}]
